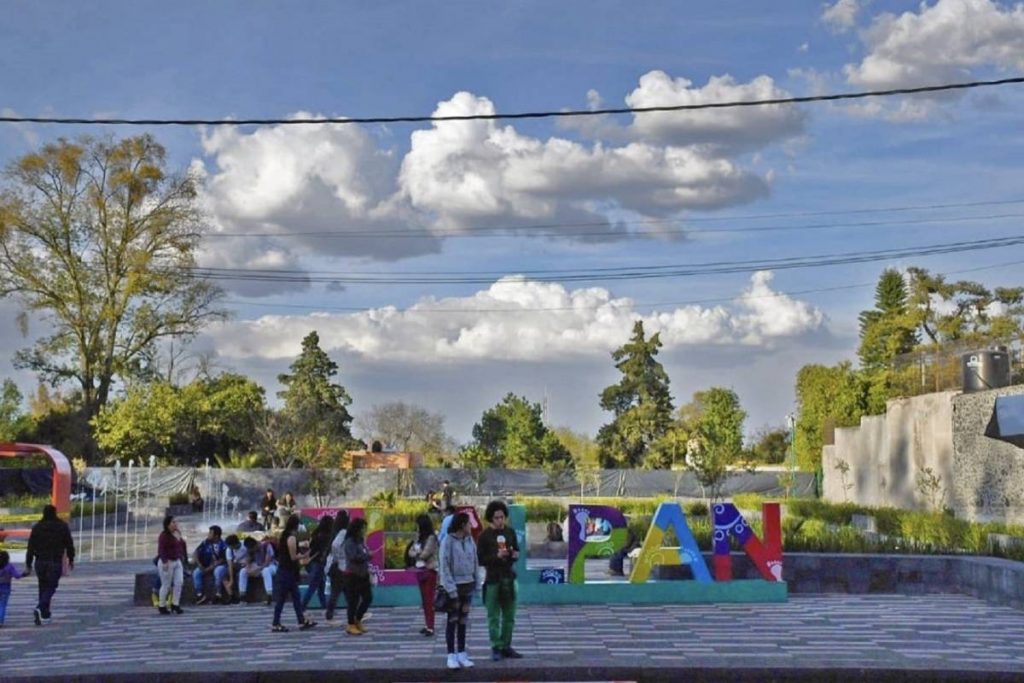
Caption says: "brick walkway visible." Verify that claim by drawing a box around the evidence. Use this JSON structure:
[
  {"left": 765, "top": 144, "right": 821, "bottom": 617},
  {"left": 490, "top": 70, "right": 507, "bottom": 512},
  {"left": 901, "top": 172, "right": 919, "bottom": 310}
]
[{"left": 1, "top": 560, "right": 1023, "bottom": 682}]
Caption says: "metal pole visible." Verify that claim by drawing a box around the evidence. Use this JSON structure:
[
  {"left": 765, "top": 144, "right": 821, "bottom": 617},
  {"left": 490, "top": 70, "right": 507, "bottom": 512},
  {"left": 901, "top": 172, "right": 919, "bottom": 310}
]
[
  {"left": 112, "top": 462, "right": 120, "bottom": 560},
  {"left": 145, "top": 456, "right": 155, "bottom": 555},
  {"left": 126, "top": 460, "right": 134, "bottom": 560}
]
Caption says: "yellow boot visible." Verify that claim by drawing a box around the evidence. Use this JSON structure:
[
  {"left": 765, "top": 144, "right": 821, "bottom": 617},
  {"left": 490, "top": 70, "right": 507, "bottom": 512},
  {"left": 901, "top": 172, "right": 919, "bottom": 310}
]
[
  {"left": 345, "top": 624, "right": 362, "bottom": 636},
  {"left": 356, "top": 620, "right": 367, "bottom": 634}
]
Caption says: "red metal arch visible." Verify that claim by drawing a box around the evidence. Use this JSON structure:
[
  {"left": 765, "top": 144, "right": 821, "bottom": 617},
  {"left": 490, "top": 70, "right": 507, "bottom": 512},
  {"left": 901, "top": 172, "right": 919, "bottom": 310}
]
[{"left": 0, "top": 442, "right": 72, "bottom": 519}]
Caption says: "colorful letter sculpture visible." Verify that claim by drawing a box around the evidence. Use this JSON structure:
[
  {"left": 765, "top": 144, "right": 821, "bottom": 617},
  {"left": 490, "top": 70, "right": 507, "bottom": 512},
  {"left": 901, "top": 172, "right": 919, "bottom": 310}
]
[
  {"left": 712, "top": 502, "right": 782, "bottom": 582},
  {"left": 629, "top": 502, "right": 712, "bottom": 583},
  {"left": 567, "top": 505, "right": 629, "bottom": 584}
]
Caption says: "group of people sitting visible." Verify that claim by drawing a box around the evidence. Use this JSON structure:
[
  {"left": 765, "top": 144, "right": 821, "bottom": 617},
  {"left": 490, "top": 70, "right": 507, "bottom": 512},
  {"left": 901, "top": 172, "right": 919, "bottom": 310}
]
[
  {"left": 152, "top": 486, "right": 529, "bottom": 670},
  {"left": 258, "top": 489, "right": 297, "bottom": 531}
]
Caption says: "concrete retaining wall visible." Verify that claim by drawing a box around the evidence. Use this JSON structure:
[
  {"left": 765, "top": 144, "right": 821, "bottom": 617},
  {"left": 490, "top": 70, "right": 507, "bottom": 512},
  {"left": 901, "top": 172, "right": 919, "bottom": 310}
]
[{"left": 822, "top": 385, "right": 1024, "bottom": 521}]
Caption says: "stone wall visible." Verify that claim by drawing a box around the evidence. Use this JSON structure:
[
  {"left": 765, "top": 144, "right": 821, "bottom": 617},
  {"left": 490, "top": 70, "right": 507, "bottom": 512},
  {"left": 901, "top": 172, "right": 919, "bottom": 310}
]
[
  {"left": 951, "top": 385, "right": 1024, "bottom": 523},
  {"left": 822, "top": 385, "right": 1024, "bottom": 521}
]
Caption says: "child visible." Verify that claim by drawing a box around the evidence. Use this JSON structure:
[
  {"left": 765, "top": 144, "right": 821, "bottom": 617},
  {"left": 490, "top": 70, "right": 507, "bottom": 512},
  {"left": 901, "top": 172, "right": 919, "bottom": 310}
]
[{"left": 0, "top": 550, "right": 28, "bottom": 627}]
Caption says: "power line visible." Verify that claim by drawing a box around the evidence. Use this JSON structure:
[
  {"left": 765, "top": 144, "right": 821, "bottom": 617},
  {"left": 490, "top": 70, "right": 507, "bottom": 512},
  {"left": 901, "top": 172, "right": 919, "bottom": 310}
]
[
  {"left": 202, "top": 198, "right": 1024, "bottom": 239},
  {"left": 189, "top": 234, "right": 1024, "bottom": 285},
  {"left": 3, "top": 77, "right": 1022, "bottom": 127},
  {"left": 221, "top": 258, "right": 1024, "bottom": 315},
  {"left": 204, "top": 210, "right": 1024, "bottom": 240}
]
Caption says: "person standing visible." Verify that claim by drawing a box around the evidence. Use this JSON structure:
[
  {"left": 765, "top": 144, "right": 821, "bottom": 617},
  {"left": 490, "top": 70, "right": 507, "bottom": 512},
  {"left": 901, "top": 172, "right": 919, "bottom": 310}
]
[
  {"left": 301, "top": 515, "right": 333, "bottom": 612},
  {"left": 441, "top": 480, "right": 455, "bottom": 509},
  {"left": 260, "top": 489, "right": 277, "bottom": 530},
  {"left": 323, "top": 510, "right": 349, "bottom": 621},
  {"left": 271, "top": 514, "right": 317, "bottom": 632},
  {"left": 25, "top": 504, "right": 75, "bottom": 626},
  {"left": 408, "top": 514, "right": 439, "bottom": 636},
  {"left": 438, "top": 505, "right": 456, "bottom": 542},
  {"left": 439, "top": 512, "right": 478, "bottom": 670},
  {"left": 0, "top": 550, "right": 28, "bottom": 627},
  {"left": 342, "top": 517, "right": 373, "bottom": 636},
  {"left": 477, "top": 500, "right": 522, "bottom": 661},
  {"left": 156, "top": 515, "right": 187, "bottom": 614}
]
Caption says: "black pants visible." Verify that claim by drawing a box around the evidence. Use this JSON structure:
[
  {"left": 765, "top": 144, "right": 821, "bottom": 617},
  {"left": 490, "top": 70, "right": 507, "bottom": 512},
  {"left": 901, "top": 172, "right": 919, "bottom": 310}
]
[
  {"left": 35, "top": 559, "right": 62, "bottom": 618},
  {"left": 272, "top": 566, "right": 304, "bottom": 626},
  {"left": 343, "top": 574, "right": 372, "bottom": 625},
  {"left": 325, "top": 565, "right": 345, "bottom": 619}
]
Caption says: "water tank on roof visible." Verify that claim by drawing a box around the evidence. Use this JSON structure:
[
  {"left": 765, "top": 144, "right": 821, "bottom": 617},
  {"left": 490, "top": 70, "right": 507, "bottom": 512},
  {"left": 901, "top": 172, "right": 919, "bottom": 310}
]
[{"left": 962, "top": 347, "right": 1011, "bottom": 393}]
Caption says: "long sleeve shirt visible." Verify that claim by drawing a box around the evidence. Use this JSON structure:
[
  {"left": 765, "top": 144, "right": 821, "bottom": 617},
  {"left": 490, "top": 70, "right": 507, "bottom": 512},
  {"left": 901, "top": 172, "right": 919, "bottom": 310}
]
[
  {"left": 0, "top": 564, "right": 25, "bottom": 584},
  {"left": 157, "top": 531, "right": 187, "bottom": 562},
  {"left": 477, "top": 526, "right": 520, "bottom": 584},
  {"left": 26, "top": 518, "right": 75, "bottom": 570}
]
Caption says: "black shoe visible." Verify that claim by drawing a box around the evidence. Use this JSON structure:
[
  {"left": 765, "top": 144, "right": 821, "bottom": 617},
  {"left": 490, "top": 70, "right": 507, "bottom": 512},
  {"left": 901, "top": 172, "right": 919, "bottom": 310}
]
[
  {"left": 195, "top": 594, "right": 208, "bottom": 605},
  {"left": 501, "top": 648, "right": 523, "bottom": 659},
  {"left": 158, "top": 606, "right": 170, "bottom": 615},
  {"left": 299, "top": 620, "right": 317, "bottom": 631},
  {"left": 325, "top": 610, "right": 334, "bottom": 621},
  {"left": 170, "top": 605, "right": 184, "bottom": 614},
  {"left": 33, "top": 608, "right": 42, "bottom": 626},
  {"left": 491, "top": 648, "right": 503, "bottom": 661},
  {"left": 230, "top": 596, "right": 240, "bottom": 605},
  {"left": 264, "top": 596, "right": 272, "bottom": 606},
  {"left": 420, "top": 627, "right": 434, "bottom": 636}
]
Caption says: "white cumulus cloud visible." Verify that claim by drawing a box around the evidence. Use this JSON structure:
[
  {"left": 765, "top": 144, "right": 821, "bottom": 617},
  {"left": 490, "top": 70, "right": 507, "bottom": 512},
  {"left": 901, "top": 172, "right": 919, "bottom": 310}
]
[
  {"left": 202, "top": 271, "right": 826, "bottom": 365},
  {"left": 822, "top": 0, "right": 861, "bottom": 33},
  {"left": 623, "top": 72, "right": 807, "bottom": 153},
  {"left": 845, "top": 0, "right": 1024, "bottom": 89}
]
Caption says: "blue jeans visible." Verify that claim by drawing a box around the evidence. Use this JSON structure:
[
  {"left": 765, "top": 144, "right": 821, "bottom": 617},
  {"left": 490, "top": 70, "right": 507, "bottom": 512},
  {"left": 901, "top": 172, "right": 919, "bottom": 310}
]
[
  {"left": 35, "top": 559, "right": 62, "bottom": 618},
  {"left": 0, "top": 583, "right": 10, "bottom": 624},
  {"left": 192, "top": 564, "right": 228, "bottom": 597},
  {"left": 272, "top": 566, "right": 304, "bottom": 626},
  {"left": 301, "top": 560, "right": 326, "bottom": 609}
]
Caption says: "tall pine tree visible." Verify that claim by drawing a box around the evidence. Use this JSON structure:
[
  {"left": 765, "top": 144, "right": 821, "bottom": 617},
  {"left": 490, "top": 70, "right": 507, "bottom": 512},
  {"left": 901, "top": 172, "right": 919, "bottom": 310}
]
[
  {"left": 275, "top": 331, "right": 358, "bottom": 468},
  {"left": 857, "top": 268, "right": 917, "bottom": 370},
  {"left": 596, "top": 321, "right": 674, "bottom": 468}
]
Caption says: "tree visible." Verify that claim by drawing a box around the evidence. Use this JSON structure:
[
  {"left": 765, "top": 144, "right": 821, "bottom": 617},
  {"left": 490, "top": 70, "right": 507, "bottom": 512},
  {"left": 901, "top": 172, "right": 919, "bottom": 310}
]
[
  {"left": 745, "top": 425, "right": 790, "bottom": 465},
  {"left": 906, "top": 267, "right": 1024, "bottom": 345},
  {"left": 857, "top": 268, "right": 917, "bottom": 370},
  {"left": 91, "top": 372, "right": 267, "bottom": 464},
  {"left": 793, "top": 362, "right": 867, "bottom": 472},
  {"left": 676, "top": 388, "right": 746, "bottom": 499},
  {"left": 273, "top": 331, "right": 359, "bottom": 469},
  {"left": 355, "top": 401, "right": 455, "bottom": 463},
  {"left": 596, "top": 321, "right": 674, "bottom": 468},
  {"left": 0, "top": 136, "right": 225, "bottom": 421},
  {"left": 0, "top": 379, "right": 33, "bottom": 442},
  {"left": 469, "top": 393, "right": 571, "bottom": 469}
]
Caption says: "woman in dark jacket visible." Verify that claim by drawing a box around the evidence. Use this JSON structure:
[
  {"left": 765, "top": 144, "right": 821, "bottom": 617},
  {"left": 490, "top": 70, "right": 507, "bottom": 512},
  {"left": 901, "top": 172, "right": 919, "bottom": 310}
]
[
  {"left": 301, "top": 515, "right": 333, "bottom": 612},
  {"left": 342, "top": 517, "right": 372, "bottom": 636},
  {"left": 271, "top": 514, "right": 317, "bottom": 632}
]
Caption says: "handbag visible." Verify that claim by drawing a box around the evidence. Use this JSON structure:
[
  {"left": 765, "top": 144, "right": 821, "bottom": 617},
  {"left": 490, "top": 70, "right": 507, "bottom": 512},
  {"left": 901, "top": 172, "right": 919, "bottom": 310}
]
[{"left": 433, "top": 585, "right": 451, "bottom": 611}]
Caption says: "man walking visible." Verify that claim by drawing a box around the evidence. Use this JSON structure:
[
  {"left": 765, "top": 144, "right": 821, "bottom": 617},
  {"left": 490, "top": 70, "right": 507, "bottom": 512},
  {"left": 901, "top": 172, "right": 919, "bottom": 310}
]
[{"left": 25, "top": 504, "right": 75, "bottom": 626}]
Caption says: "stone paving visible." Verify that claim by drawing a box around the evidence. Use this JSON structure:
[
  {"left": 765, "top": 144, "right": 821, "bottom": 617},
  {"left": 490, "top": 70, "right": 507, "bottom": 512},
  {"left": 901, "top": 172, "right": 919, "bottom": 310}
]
[{"left": 1, "top": 560, "right": 1024, "bottom": 682}]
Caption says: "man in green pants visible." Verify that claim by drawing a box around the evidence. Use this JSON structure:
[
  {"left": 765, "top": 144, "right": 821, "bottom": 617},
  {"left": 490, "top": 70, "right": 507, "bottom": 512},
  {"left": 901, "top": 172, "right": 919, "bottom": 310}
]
[{"left": 477, "top": 500, "right": 523, "bottom": 661}]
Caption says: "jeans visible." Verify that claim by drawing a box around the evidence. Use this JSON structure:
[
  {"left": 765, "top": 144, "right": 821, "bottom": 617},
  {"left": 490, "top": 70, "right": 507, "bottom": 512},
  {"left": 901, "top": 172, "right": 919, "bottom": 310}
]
[
  {"left": 301, "top": 560, "right": 326, "bottom": 610},
  {"left": 417, "top": 569, "right": 438, "bottom": 630},
  {"left": 325, "top": 565, "right": 346, "bottom": 619},
  {"left": 483, "top": 578, "right": 517, "bottom": 650},
  {"left": 0, "top": 583, "right": 10, "bottom": 624},
  {"left": 158, "top": 560, "right": 183, "bottom": 607},
  {"left": 35, "top": 559, "right": 62, "bottom": 618},
  {"left": 272, "top": 566, "right": 305, "bottom": 626},
  {"left": 192, "top": 564, "right": 228, "bottom": 598},
  {"left": 343, "top": 573, "right": 372, "bottom": 626}
]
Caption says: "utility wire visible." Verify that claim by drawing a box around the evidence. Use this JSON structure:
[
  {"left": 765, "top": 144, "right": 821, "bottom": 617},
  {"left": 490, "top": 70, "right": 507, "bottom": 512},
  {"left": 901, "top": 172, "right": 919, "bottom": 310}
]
[
  {"left": 221, "top": 258, "right": 1024, "bottom": 315},
  {"left": 203, "top": 198, "right": 1024, "bottom": 239},
  {"left": 2, "top": 77, "right": 1022, "bottom": 127},
  {"left": 204, "top": 210, "right": 1024, "bottom": 240},
  {"left": 188, "top": 234, "right": 1024, "bottom": 285}
]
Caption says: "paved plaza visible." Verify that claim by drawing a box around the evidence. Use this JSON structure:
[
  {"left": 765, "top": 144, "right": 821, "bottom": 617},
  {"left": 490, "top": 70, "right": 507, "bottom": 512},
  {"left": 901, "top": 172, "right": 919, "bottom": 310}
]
[{"left": 1, "top": 560, "right": 1023, "bottom": 682}]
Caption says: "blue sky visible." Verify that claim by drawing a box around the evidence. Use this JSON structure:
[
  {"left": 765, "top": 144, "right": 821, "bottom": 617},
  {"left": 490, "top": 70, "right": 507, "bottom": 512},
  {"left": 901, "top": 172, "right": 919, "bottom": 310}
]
[{"left": 2, "top": 0, "right": 1024, "bottom": 444}]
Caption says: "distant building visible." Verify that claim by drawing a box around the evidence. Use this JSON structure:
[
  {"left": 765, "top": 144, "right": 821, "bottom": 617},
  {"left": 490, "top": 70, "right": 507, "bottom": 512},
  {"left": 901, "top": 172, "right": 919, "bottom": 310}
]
[{"left": 342, "top": 448, "right": 423, "bottom": 469}]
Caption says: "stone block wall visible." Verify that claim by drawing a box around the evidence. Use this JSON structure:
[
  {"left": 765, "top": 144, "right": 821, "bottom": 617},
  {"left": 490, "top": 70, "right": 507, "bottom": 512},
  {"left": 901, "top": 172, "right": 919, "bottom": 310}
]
[{"left": 951, "top": 385, "right": 1024, "bottom": 523}]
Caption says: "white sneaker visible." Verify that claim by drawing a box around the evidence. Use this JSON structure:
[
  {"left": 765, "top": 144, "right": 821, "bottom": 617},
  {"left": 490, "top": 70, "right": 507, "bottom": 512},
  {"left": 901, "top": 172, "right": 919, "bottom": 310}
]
[
  {"left": 446, "top": 654, "right": 460, "bottom": 670},
  {"left": 456, "top": 651, "right": 474, "bottom": 668}
]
